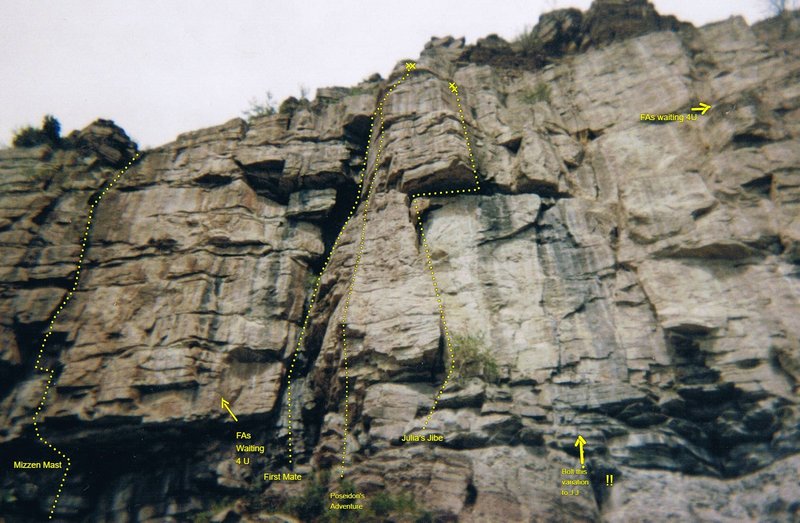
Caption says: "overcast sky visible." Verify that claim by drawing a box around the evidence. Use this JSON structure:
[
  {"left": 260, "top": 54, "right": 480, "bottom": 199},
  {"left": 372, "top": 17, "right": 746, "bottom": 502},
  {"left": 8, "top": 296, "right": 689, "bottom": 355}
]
[{"left": 1, "top": 1, "right": 771, "bottom": 148}]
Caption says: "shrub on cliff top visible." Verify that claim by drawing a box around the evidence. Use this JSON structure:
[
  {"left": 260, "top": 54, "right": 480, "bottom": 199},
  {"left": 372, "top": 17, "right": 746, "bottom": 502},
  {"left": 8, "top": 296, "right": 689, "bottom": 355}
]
[
  {"left": 514, "top": 24, "right": 539, "bottom": 52},
  {"left": 242, "top": 91, "right": 277, "bottom": 120},
  {"left": 765, "top": 0, "right": 799, "bottom": 15},
  {"left": 12, "top": 114, "right": 61, "bottom": 148}
]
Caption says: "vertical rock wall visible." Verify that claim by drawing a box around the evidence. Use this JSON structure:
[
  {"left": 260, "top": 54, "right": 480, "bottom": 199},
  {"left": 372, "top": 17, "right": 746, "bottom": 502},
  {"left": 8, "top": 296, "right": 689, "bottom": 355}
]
[{"left": 1, "top": 3, "right": 798, "bottom": 521}]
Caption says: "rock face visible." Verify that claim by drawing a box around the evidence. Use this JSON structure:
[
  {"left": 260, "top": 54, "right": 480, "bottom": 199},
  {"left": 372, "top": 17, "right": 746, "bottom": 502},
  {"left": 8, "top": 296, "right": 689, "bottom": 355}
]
[{"left": 1, "top": 2, "right": 799, "bottom": 521}]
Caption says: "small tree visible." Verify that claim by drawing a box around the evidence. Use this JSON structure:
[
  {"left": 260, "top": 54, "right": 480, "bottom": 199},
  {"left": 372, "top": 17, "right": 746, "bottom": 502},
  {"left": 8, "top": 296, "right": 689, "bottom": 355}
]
[
  {"left": 242, "top": 91, "right": 277, "bottom": 120},
  {"left": 42, "top": 115, "right": 61, "bottom": 144},
  {"left": 766, "top": 0, "right": 799, "bottom": 14},
  {"left": 298, "top": 83, "right": 310, "bottom": 100}
]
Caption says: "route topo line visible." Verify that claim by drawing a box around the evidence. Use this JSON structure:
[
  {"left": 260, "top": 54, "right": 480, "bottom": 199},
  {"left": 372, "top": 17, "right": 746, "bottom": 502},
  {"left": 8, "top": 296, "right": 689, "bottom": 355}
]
[
  {"left": 31, "top": 153, "right": 140, "bottom": 519},
  {"left": 284, "top": 65, "right": 481, "bottom": 477},
  {"left": 284, "top": 70, "right": 412, "bottom": 477}
]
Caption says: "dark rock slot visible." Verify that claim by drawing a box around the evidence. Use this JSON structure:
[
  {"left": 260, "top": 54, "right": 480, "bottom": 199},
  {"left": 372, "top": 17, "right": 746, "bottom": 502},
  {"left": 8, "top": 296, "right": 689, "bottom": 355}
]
[
  {"left": 501, "top": 136, "right": 522, "bottom": 154},
  {"left": 238, "top": 159, "right": 290, "bottom": 203},
  {"left": 312, "top": 180, "right": 359, "bottom": 275},
  {"left": 343, "top": 114, "right": 373, "bottom": 146},
  {"left": 732, "top": 131, "right": 774, "bottom": 148},
  {"left": 662, "top": 332, "right": 788, "bottom": 477},
  {"left": 193, "top": 173, "right": 234, "bottom": 187},
  {"left": 31, "top": 196, "right": 61, "bottom": 226},
  {"left": 741, "top": 174, "right": 773, "bottom": 196},
  {"left": 666, "top": 332, "right": 720, "bottom": 385},
  {"left": 464, "top": 481, "right": 477, "bottom": 506}
]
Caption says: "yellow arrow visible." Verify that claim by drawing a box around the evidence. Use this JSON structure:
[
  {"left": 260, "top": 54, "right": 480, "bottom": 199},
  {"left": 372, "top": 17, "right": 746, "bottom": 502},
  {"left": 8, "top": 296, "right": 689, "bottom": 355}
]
[
  {"left": 691, "top": 102, "right": 712, "bottom": 115},
  {"left": 221, "top": 397, "right": 238, "bottom": 422},
  {"left": 574, "top": 435, "right": 587, "bottom": 467}
]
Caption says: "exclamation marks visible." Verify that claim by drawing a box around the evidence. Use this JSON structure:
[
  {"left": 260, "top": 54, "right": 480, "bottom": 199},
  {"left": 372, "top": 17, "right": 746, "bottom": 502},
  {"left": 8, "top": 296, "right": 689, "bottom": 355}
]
[{"left": 606, "top": 474, "right": 614, "bottom": 487}]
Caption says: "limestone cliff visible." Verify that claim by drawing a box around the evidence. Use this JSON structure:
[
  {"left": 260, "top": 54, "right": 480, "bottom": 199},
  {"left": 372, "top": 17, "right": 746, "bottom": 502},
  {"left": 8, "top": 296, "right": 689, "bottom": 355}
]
[{"left": 1, "top": 2, "right": 799, "bottom": 521}]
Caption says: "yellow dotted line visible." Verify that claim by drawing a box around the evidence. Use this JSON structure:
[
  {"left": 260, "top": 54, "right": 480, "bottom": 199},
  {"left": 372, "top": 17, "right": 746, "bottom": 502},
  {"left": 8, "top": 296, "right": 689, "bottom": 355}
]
[
  {"left": 337, "top": 99, "right": 387, "bottom": 477},
  {"left": 285, "top": 73, "right": 411, "bottom": 472},
  {"left": 409, "top": 85, "right": 480, "bottom": 431},
  {"left": 411, "top": 92, "right": 480, "bottom": 198},
  {"left": 31, "top": 153, "right": 140, "bottom": 519}
]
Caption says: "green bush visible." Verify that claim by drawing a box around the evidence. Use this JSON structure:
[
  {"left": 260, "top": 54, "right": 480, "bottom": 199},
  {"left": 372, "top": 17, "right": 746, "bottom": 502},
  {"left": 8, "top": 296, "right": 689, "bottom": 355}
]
[
  {"left": 299, "top": 480, "right": 435, "bottom": 522},
  {"left": 281, "top": 475, "right": 327, "bottom": 520},
  {"left": 520, "top": 82, "right": 551, "bottom": 104},
  {"left": 257, "top": 473, "right": 435, "bottom": 522},
  {"left": 12, "top": 114, "right": 62, "bottom": 148},
  {"left": 306, "top": 271, "right": 320, "bottom": 291},
  {"left": 191, "top": 498, "right": 234, "bottom": 523},
  {"left": 514, "top": 24, "right": 539, "bottom": 52},
  {"left": 361, "top": 490, "right": 432, "bottom": 522},
  {"left": 242, "top": 91, "right": 277, "bottom": 120},
  {"left": 347, "top": 85, "right": 374, "bottom": 96},
  {"left": 451, "top": 333, "right": 500, "bottom": 384},
  {"left": 369, "top": 491, "right": 419, "bottom": 516},
  {"left": 11, "top": 126, "right": 43, "bottom": 147},
  {"left": 244, "top": 471, "right": 326, "bottom": 518},
  {"left": 279, "top": 96, "right": 300, "bottom": 115}
]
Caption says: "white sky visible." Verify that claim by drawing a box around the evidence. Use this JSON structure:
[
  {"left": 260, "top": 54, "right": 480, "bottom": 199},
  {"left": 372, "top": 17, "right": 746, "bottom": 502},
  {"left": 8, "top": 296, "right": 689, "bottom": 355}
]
[{"left": 0, "top": 1, "right": 770, "bottom": 148}]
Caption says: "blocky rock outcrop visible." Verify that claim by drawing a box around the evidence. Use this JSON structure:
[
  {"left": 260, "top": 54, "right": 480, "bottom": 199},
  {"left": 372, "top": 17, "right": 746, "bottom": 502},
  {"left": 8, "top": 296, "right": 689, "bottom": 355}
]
[{"left": 1, "top": 1, "right": 798, "bottom": 521}]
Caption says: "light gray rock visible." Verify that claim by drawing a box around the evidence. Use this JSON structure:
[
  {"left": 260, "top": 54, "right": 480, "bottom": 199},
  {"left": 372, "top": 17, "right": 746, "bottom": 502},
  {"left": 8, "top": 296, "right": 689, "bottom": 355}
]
[{"left": 1, "top": 3, "right": 798, "bottom": 521}]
